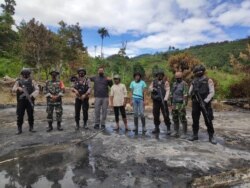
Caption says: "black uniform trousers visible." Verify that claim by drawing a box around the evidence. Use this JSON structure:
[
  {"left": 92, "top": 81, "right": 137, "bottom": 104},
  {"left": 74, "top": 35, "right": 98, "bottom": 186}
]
[
  {"left": 75, "top": 98, "right": 89, "bottom": 123},
  {"left": 16, "top": 99, "right": 34, "bottom": 129},
  {"left": 153, "top": 100, "right": 171, "bottom": 128},
  {"left": 192, "top": 100, "right": 214, "bottom": 136}
]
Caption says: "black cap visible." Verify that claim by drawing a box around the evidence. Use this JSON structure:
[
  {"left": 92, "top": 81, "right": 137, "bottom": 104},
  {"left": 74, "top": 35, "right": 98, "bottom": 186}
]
[{"left": 50, "top": 70, "right": 60, "bottom": 75}]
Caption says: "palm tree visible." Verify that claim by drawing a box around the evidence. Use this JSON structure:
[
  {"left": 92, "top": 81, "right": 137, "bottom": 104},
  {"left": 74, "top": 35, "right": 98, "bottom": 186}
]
[{"left": 98, "top": 27, "right": 109, "bottom": 58}]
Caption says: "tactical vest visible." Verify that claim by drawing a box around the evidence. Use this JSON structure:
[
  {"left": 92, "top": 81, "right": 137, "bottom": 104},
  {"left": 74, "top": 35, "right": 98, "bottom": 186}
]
[
  {"left": 75, "top": 77, "right": 89, "bottom": 96},
  {"left": 46, "top": 80, "right": 62, "bottom": 103},
  {"left": 172, "top": 81, "right": 185, "bottom": 103},
  {"left": 151, "top": 79, "right": 166, "bottom": 101},
  {"left": 17, "top": 79, "right": 34, "bottom": 99},
  {"left": 192, "top": 76, "right": 209, "bottom": 99}
]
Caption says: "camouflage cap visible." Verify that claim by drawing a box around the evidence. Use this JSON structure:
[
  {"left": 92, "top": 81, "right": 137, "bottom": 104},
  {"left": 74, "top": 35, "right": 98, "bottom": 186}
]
[{"left": 113, "top": 74, "right": 120, "bottom": 79}]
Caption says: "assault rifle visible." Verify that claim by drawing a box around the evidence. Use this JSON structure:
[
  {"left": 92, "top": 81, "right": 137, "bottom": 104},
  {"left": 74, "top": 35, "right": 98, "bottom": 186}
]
[{"left": 19, "top": 85, "right": 34, "bottom": 109}]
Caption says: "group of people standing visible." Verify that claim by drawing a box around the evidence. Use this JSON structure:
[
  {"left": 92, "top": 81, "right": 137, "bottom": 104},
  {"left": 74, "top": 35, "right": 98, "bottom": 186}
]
[{"left": 12, "top": 64, "right": 217, "bottom": 144}]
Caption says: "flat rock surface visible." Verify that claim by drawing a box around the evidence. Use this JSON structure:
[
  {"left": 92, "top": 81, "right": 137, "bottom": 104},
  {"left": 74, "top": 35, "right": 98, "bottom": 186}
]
[{"left": 0, "top": 105, "right": 249, "bottom": 188}]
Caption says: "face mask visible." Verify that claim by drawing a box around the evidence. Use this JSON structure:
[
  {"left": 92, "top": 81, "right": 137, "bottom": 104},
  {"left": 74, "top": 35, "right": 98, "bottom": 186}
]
[
  {"left": 195, "top": 72, "right": 203, "bottom": 77},
  {"left": 99, "top": 73, "right": 104, "bottom": 77},
  {"left": 176, "top": 78, "right": 182, "bottom": 83},
  {"left": 79, "top": 73, "right": 85, "bottom": 77},
  {"left": 23, "top": 74, "right": 29, "bottom": 79},
  {"left": 51, "top": 73, "right": 57, "bottom": 79},
  {"left": 158, "top": 76, "right": 163, "bottom": 81}
]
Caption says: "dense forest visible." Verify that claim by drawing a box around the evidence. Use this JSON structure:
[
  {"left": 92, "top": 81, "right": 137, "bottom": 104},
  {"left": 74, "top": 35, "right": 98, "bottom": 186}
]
[{"left": 0, "top": 0, "right": 249, "bottom": 100}]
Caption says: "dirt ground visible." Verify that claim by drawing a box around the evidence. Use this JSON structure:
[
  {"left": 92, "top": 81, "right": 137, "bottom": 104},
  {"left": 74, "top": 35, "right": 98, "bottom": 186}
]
[{"left": 0, "top": 105, "right": 249, "bottom": 188}]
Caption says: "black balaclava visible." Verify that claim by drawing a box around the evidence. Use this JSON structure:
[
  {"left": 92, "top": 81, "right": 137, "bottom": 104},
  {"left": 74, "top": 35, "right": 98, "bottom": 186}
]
[
  {"left": 176, "top": 78, "right": 182, "bottom": 83},
  {"left": 79, "top": 71, "right": 85, "bottom": 78},
  {"left": 51, "top": 72, "right": 57, "bottom": 80}
]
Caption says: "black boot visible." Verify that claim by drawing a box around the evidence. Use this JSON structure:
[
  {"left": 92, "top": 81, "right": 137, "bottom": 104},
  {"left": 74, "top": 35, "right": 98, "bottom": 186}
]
[
  {"left": 57, "top": 122, "right": 63, "bottom": 131},
  {"left": 152, "top": 125, "right": 160, "bottom": 134},
  {"left": 75, "top": 121, "right": 80, "bottom": 130},
  {"left": 166, "top": 124, "right": 171, "bottom": 135},
  {"left": 188, "top": 133, "right": 198, "bottom": 141},
  {"left": 16, "top": 125, "right": 22, "bottom": 135},
  {"left": 209, "top": 134, "right": 217, "bottom": 145},
  {"left": 171, "top": 123, "right": 179, "bottom": 137},
  {"left": 141, "top": 116, "right": 146, "bottom": 134},
  {"left": 29, "top": 125, "right": 36, "bottom": 133},
  {"left": 133, "top": 117, "right": 138, "bottom": 134},
  {"left": 94, "top": 124, "right": 100, "bottom": 129},
  {"left": 180, "top": 122, "right": 187, "bottom": 139},
  {"left": 83, "top": 121, "right": 88, "bottom": 129},
  {"left": 47, "top": 122, "right": 53, "bottom": 132}
]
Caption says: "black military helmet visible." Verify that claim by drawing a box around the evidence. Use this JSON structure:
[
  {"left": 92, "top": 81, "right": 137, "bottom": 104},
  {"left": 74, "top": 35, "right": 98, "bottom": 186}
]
[
  {"left": 193, "top": 64, "right": 206, "bottom": 73},
  {"left": 20, "top": 68, "right": 31, "bottom": 75},
  {"left": 50, "top": 70, "right": 60, "bottom": 75},
  {"left": 133, "top": 72, "right": 142, "bottom": 78},
  {"left": 155, "top": 69, "right": 165, "bottom": 76},
  {"left": 77, "top": 68, "right": 86, "bottom": 74}
]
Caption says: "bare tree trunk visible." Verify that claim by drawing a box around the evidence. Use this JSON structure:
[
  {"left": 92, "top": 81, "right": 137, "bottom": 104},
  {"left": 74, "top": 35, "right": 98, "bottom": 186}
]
[{"left": 101, "top": 38, "right": 104, "bottom": 58}]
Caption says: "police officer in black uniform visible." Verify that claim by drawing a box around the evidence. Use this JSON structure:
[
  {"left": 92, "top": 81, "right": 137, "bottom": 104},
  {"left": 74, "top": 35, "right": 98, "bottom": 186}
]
[
  {"left": 149, "top": 70, "right": 171, "bottom": 134},
  {"left": 12, "top": 68, "right": 39, "bottom": 134},
  {"left": 188, "top": 65, "right": 217, "bottom": 144},
  {"left": 72, "top": 68, "right": 91, "bottom": 130}
]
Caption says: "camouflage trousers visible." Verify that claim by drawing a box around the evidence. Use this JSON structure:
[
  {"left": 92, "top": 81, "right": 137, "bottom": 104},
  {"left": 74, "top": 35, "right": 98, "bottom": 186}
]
[
  {"left": 172, "top": 103, "right": 187, "bottom": 125},
  {"left": 46, "top": 103, "right": 63, "bottom": 123}
]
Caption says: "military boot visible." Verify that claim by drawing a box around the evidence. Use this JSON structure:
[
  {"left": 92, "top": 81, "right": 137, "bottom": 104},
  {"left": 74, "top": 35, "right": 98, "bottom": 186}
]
[
  {"left": 133, "top": 117, "right": 139, "bottom": 134},
  {"left": 141, "top": 116, "right": 146, "bottom": 134},
  {"left": 57, "top": 122, "right": 63, "bottom": 131},
  {"left": 166, "top": 124, "right": 171, "bottom": 135},
  {"left": 75, "top": 121, "right": 80, "bottom": 131},
  {"left": 180, "top": 122, "right": 187, "bottom": 139},
  {"left": 16, "top": 125, "right": 22, "bottom": 135},
  {"left": 29, "top": 124, "right": 36, "bottom": 133},
  {"left": 46, "top": 122, "right": 53, "bottom": 132},
  {"left": 83, "top": 121, "right": 88, "bottom": 129},
  {"left": 152, "top": 125, "right": 160, "bottom": 134},
  {"left": 209, "top": 134, "right": 217, "bottom": 145},
  {"left": 188, "top": 133, "right": 198, "bottom": 141},
  {"left": 171, "top": 123, "right": 179, "bottom": 137}
]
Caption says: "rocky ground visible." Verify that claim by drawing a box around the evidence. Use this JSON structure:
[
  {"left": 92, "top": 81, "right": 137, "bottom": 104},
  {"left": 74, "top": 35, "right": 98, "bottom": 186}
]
[{"left": 0, "top": 105, "right": 249, "bottom": 188}]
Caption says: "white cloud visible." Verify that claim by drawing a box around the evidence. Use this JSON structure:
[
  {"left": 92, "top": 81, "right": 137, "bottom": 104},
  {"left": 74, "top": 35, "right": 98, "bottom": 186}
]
[
  {"left": 2, "top": 0, "right": 249, "bottom": 56},
  {"left": 214, "top": 1, "right": 250, "bottom": 27},
  {"left": 87, "top": 45, "right": 139, "bottom": 58}
]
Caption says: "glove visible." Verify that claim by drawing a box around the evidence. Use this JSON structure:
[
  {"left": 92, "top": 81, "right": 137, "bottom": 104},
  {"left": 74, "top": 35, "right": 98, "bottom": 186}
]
[{"left": 204, "top": 98, "right": 211, "bottom": 104}]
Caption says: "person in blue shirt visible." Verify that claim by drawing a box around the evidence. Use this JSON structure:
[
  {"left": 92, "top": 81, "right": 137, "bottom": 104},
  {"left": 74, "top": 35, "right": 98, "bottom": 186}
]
[{"left": 130, "top": 72, "right": 147, "bottom": 134}]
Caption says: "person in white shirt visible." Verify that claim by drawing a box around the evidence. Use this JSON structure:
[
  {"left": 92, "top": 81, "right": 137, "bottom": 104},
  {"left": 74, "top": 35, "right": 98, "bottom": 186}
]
[{"left": 110, "top": 75, "right": 129, "bottom": 131}]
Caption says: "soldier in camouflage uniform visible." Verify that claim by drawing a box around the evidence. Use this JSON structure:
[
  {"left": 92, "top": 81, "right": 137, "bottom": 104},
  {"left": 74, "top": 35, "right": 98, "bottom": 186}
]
[
  {"left": 170, "top": 72, "right": 188, "bottom": 138},
  {"left": 44, "top": 70, "right": 65, "bottom": 132}
]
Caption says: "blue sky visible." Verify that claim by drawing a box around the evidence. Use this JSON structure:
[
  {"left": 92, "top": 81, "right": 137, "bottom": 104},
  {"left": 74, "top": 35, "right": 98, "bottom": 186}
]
[{"left": 5, "top": 0, "right": 250, "bottom": 57}]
